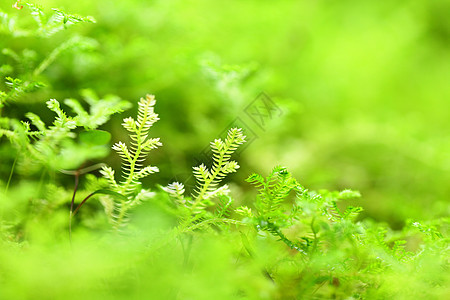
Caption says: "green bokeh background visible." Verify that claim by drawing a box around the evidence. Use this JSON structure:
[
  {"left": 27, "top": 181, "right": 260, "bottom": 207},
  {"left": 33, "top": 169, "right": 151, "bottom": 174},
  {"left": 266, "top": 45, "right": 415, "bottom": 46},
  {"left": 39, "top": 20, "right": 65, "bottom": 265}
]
[{"left": 1, "top": 0, "right": 449, "bottom": 226}]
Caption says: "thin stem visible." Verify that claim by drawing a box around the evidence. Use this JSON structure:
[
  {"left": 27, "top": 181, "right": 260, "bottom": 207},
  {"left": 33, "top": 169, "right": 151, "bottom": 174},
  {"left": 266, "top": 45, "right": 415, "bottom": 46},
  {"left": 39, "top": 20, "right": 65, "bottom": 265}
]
[
  {"left": 60, "top": 163, "right": 106, "bottom": 175},
  {"left": 72, "top": 189, "right": 128, "bottom": 217},
  {"left": 72, "top": 191, "right": 93, "bottom": 216},
  {"left": 5, "top": 154, "right": 18, "bottom": 193}
]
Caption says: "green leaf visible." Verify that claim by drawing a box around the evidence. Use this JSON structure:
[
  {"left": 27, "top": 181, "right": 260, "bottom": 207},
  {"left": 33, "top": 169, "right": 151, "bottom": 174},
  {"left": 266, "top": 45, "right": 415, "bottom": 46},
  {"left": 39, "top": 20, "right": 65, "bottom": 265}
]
[{"left": 79, "top": 130, "right": 111, "bottom": 145}]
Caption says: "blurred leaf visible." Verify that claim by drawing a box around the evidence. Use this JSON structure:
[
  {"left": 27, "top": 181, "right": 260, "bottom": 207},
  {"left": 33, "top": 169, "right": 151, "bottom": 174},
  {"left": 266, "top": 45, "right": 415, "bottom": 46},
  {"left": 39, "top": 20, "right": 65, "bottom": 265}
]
[{"left": 79, "top": 129, "right": 111, "bottom": 145}]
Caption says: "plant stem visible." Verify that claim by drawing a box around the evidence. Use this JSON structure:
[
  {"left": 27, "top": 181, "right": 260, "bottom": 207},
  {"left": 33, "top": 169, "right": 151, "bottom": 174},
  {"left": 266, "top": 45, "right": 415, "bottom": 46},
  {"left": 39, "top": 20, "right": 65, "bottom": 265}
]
[{"left": 5, "top": 154, "right": 18, "bottom": 193}]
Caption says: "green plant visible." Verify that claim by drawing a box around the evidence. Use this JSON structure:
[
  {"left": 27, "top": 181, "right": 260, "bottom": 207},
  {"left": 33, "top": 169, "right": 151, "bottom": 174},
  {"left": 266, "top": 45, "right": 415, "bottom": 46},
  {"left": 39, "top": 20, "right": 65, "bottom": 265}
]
[
  {"left": 2, "top": 93, "right": 128, "bottom": 174},
  {"left": 99, "top": 94, "right": 162, "bottom": 229},
  {"left": 166, "top": 128, "right": 245, "bottom": 210},
  {"left": 0, "top": 2, "right": 448, "bottom": 300},
  {"left": 0, "top": 2, "right": 96, "bottom": 109},
  {"left": 161, "top": 127, "right": 245, "bottom": 240}
]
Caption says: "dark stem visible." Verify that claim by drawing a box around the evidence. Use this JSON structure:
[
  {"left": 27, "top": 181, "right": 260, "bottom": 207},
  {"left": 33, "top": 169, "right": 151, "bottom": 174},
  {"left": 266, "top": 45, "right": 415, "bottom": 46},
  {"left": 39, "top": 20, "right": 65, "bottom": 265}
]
[
  {"left": 73, "top": 189, "right": 128, "bottom": 217},
  {"left": 72, "top": 191, "right": 95, "bottom": 216}
]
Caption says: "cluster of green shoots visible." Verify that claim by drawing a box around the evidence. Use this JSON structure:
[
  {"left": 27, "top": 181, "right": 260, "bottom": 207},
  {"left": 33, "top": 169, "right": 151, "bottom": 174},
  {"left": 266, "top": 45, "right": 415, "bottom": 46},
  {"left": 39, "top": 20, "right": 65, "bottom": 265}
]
[{"left": 0, "top": 3, "right": 447, "bottom": 299}]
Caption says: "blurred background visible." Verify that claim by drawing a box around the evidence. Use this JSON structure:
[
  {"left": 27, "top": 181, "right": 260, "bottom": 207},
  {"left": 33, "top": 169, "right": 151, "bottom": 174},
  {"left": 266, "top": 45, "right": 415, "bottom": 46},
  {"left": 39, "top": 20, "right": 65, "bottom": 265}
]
[{"left": 1, "top": 0, "right": 449, "bottom": 226}]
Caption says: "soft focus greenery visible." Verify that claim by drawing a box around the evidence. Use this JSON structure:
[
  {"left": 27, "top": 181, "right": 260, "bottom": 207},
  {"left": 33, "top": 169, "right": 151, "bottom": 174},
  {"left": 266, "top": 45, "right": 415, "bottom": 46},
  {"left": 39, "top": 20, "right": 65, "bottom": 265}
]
[
  {"left": 0, "top": 1, "right": 448, "bottom": 299},
  {"left": 2, "top": 0, "right": 449, "bottom": 222}
]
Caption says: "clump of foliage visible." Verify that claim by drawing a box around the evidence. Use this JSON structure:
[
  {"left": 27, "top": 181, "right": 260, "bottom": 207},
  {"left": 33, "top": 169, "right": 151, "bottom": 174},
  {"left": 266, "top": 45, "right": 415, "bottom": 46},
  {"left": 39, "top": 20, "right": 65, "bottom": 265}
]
[
  {"left": 1, "top": 93, "right": 129, "bottom": 175},
  {"left": 1, "top": 2, "right": 96, "bottom": 108},
  {"left": 0, "top": 2, "right": 448, "bottom": 300}
]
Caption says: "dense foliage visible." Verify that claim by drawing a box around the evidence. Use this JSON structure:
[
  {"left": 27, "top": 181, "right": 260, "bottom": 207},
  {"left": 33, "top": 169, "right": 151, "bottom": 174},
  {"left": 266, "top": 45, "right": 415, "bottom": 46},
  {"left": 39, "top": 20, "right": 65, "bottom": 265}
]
[{"left": 0, "top": 1, "right": 448, "bottom": 299}]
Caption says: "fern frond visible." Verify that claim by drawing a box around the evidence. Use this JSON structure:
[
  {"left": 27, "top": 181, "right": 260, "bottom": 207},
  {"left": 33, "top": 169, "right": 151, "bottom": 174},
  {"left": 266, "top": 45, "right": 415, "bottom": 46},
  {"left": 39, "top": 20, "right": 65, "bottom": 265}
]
[
  {"left": 204, "top": 184, "right": 230, "bottom": 200},
  {"left": 123, "top": 117, "right": 137, "bottom": 132},
  {"left": 409, "top": 220, "right": 445, "bottom": 242},
  {"left": 235, "top": 206, "right": 254, "bottom": 218},
  {"left": 246, "top": 173, "right": 265, "bottom": 187},
  {"left": 136, "top": 95, "right": 158, "bottom": 130},
  {"left": 64, "top": 91, "right": 130, "bottom": 130},
  {"left": 189, "top": 127, "right": 245, "bottom": 214},
  {"left": 164, "top": 182, "right": 186, "bottom": 206},
  {"left": 131, "top": 189, "right": 155, "bottom": 208},
  {"left": 117, "top": 94, "right": 161, "bottom": 194},
  {"left": 164, "top": 128, "right": 244, "bottom": 225},
  {"left": 100, "top": 94, "right": 161, "bottom": 229},
  {"left": 46, "top": 99, "right": 77, "bottom": 129},
  {"left": 328, "top": 201, "right": 342, "bottom": 220},
  {"left": 24, "top": 3, "right": 96, "bottom": 37},
  {"left": 141, "top": 137, "right": 162, "bottom": 152},
  {"left": 215, "top": 195, "right": 233, "bottom": 218},
  {"left": 1, "top": 77, "right": 45, "bottom": 107},
  {"left": 111, "top": 141, "right": 131, "bottom": 161},
  {"left": 193, "top": 164, "right": 211, "bottom": 183},
  {"left": 271, "top": 168, "right": 298, "bottom": 211},
  {"left": 24, "top": 113, "right": 46, "bottom": 133},
  {"left": 248, "top": 166, "right": 299, "bottom": 218},
  {"left": 342, "top": 206, "right": 363, "bottom": 221},
  {"left": 100, "top": 166, "right": 119, "bottom": 190},
  {"left": 133, "top": 166, "right": 159, "bottom": 181},
  {"left": 27, "top": 3, "right": 46, "bottom": 29}
]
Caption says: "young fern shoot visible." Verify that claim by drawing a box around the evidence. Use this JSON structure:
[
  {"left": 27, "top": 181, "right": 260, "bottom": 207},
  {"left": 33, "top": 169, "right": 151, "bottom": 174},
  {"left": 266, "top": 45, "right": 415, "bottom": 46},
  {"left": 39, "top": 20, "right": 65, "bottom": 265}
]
[
  {"left": 192, "top": 128, "right": 246, "bottom": 212},
  {"left": 165, "top": 128, "right": 246, "bottom": 218},
  {"left": 100, "top": 94, "right": 162, "bottom": 229}
]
